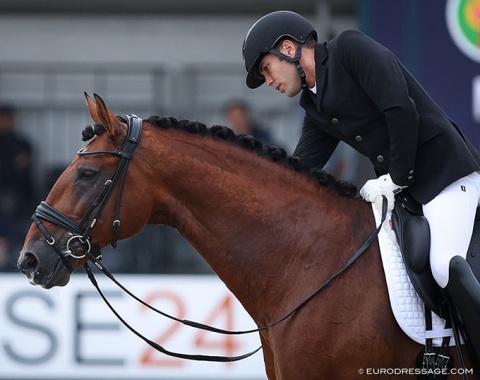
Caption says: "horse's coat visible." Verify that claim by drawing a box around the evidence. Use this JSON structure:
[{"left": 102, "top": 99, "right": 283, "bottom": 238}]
[{"left": 17, "top": 94, "right": 471, "bottom": 379}]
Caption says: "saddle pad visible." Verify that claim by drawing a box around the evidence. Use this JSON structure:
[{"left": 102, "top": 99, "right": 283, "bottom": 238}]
[{"left": 371, "top": 205, "right": 456, "bottom": 346}]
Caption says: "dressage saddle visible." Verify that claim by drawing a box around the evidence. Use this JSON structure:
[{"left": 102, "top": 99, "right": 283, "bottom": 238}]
[{"left": 391, "top": 192, "right": 480, "bottom": 319}]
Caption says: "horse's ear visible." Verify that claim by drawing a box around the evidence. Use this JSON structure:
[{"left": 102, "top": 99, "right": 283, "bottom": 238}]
[
  {"left": 93, "top": 93, "right": 121, "bottom": 137},
  {"left": 84, "top": 92, "right": 99, "bottom": 123}
]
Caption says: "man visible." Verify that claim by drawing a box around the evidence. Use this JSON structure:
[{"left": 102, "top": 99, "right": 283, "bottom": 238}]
[
  {"left": 223, "top": 98, "right": 277, "bottom": 146},
  {"left": 243, "top": 10, "right": 480, "bottom": 366},
  {"left": 0, "top": 105, "right": 34, "bottom": 270}
]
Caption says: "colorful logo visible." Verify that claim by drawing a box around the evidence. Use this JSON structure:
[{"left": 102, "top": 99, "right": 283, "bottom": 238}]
[{"left": 446, "top": 0, "right": 480, "bottom": 62}]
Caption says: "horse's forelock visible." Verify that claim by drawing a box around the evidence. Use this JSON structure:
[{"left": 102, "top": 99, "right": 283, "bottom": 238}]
[{"left": 81, "top": 123, "right": 106, "bottom": 142}]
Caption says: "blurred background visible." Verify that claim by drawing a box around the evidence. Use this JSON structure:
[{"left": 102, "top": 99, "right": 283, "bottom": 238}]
[
  {"left": 0, "top": 0, "right": 359, "bottom": 274},
  {"left": 1, "top": 0, "right": 480, "bottom": 378}
]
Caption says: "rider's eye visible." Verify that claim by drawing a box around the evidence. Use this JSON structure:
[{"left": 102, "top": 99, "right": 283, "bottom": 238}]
[{"left": 79, "top": 169, "right": 97, "bottom": 179}]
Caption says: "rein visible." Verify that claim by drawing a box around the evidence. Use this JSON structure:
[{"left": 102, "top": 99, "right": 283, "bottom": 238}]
[
  {"left": 31, "top": 114, "right": 388, "bottom": 362},
  {"left": 85, "top": 196, "right": 387, "bottom": 334}
]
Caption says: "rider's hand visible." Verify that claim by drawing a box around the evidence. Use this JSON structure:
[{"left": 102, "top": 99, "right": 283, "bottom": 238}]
[{"left": 360, "top": 174, "right": 406, "bottom": 210}]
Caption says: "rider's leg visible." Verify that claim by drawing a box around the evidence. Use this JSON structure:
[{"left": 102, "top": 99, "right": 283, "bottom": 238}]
[
  {"left": 423, "top": 172, "right": 480, "bottom": 288},
  {"left": 422, "top": 171, "right": 480, "bottom": 369}
]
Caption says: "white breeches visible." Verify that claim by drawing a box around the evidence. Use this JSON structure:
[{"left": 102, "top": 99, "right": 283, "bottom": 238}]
[{"left": 422, "top": 171, "right": 480, "bottom": 288}]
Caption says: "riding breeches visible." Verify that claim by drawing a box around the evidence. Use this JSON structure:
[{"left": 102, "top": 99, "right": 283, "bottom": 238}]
[{"left": 422, "top": 171, "right": 480, "bottom": 288}]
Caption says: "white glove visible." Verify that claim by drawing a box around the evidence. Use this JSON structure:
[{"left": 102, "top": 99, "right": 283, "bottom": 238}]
[{"left": 360, "top": 174, "right": 405, "bottom": 211}]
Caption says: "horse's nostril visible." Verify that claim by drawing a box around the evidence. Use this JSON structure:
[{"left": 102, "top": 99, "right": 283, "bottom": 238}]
[{"left": 19, "top": 252, "right": 39, "bottom": 277}]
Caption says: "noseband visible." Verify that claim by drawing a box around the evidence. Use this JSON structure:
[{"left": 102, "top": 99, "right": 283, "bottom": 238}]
[{"left": 31, "top": 115, "right": 143, "bottom": 273}]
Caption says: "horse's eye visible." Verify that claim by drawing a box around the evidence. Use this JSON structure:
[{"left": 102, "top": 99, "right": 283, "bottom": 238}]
[{"left": 79, "top": 169, "right": 97, "bottom": 179}]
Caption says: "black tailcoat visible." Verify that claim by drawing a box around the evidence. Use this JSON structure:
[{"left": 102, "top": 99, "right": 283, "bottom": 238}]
[{"left": 293, "top": 30, "right": 480, "bottom": 204}]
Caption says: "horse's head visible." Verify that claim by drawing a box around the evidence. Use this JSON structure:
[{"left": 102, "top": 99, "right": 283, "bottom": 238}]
[{"left": 18, "top": 94, "right": 151, "bottom": 288}]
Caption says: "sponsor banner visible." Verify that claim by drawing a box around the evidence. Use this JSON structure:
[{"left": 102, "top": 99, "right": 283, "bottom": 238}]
[
  {"left": 0, "top": 273, "right": 266, "bottom": 379},
  {"left": 446, "top": 0, "right": 480, "bottom": 64},
  {"left": 361, "top": 0, "right": 480, "bottom": 146}
]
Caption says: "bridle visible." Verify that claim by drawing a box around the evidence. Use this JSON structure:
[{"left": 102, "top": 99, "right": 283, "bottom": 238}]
[
  {"left": 29, "top": 113, "right": 388, "bottom": 363},
  {"left": 30, "top": 114, "right": 264, "bottom": 361},
  {"left": 31, "top": 114, "right": 143, "bottom": 273},
  {"left": 30, "top": 114, "right": 261, "bottom": 362}
]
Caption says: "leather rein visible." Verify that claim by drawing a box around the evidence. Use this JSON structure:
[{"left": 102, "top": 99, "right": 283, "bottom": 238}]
[{"left": 30, "top": 114, "right": 388, "bottom": 362}]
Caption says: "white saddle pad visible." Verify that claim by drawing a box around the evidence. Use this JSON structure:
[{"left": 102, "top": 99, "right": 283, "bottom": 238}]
[{"left": 371, "top": 205, "right": 457, "bottom": 346}]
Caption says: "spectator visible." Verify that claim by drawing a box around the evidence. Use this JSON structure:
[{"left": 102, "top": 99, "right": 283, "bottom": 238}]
[
  {"left": 223, "top": 99, "right": 278, "bottom": 146},
  {"left": 0, "top": 105, "right": 34, "bottom": 270}
]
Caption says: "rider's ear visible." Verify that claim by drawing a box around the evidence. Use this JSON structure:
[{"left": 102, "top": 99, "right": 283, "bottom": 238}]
[
  {"left": 282, "top": 40, "right": 296, "bottom": 58},
  {"left": 92, "top": 93, "right": 123, "bottom": 138}
]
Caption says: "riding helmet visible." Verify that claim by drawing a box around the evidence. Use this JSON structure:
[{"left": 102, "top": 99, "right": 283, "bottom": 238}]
[{"left": 243, "top": 11, "right": 318, "bottom": 89}]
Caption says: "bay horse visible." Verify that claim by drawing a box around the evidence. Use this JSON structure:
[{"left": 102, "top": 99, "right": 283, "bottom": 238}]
[{"left": 17, "top": 94, "right": 471, "bottom": 379}]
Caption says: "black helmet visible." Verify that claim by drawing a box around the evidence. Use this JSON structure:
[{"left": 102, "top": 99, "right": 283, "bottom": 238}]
[{"left": 243, "top": 11, "right": 317, "bottom": 89}]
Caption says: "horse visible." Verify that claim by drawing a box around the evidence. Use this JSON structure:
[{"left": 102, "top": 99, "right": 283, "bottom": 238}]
[{"left": 17, "top": 94, "right": 471, "bottom": 379}]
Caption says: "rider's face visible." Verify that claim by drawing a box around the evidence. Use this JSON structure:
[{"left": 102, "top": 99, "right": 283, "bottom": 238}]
[{"left": 258, "top": 52, "right": 302, "bottom": 98}]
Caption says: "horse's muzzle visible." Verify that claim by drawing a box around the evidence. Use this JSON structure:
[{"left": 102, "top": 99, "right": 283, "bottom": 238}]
[{"left": 17, "top": 249, "right": 71, "bottom": 289}]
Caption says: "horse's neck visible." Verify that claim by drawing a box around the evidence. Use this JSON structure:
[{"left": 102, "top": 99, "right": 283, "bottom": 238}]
[{"left": 143, "top": 129, "right": 367, "bottom": 321}]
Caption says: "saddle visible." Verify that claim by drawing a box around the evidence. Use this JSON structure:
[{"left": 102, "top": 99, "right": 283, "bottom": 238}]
[
  {"left": 392, "top": 192, "right": 480, "bottom": 318},
  {"left": 391, "top": 193, "right": 480, "bottom": 377}
]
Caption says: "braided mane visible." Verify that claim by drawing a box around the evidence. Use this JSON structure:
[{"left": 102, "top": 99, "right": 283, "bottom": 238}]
[{"left": 81, "top": 116, "right": 358, "bottom": 198}]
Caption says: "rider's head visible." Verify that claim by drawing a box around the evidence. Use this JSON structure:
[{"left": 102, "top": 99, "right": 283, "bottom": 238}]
[{"left": 243, "top": 11, "right": 317, "bottom": 90}]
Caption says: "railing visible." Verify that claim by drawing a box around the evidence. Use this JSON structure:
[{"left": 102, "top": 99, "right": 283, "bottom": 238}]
[
  {"left": 0, "top": 62, "right": 298, "bottom": 178},
  {"left": 0, "top": 62, "right": 300, "bottom": 274}
]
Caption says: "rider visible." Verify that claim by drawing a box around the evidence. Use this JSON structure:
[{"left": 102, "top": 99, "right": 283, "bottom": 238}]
[{"left": 243, "top": 10, "right": 480, "bottom": 365}]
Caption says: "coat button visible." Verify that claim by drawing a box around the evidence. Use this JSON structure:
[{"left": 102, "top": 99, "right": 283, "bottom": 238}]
[
  {"left": 355, "top": 135, "right": 363, "bottom": 142},
  {"left": 408, "top": 176, "right": 414, "bottom": 181},
  {"left": 331, "top": 118, "right": 339, "bottom": 125},
  {"left": 376, "top": 155, "right": 384, "bottom": 162}
]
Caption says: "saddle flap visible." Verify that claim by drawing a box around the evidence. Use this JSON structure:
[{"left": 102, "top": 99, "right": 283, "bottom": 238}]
[
  {"left": 392, "top": 194, "right": 448, "bottom": 318},
  {"left": 394, "top": 208, "right": 429, "bottom": 272}
]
